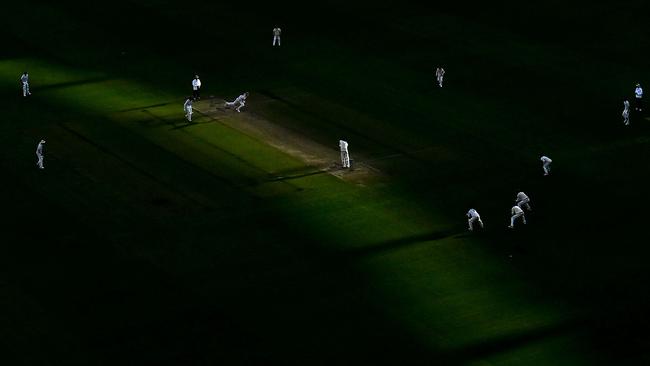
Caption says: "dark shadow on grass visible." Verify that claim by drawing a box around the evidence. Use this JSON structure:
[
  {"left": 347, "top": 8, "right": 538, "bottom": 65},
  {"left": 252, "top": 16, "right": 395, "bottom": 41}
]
[
  {"left": 341, "top": 230, "right": 458, "bottom": 259},
  {"left": 115, "top": 102, "right": 172, "bottom": 113},
  {"left": 258, "top": 90, "right": 391, "bottom": 144},
  {"left": 443, "top": 318, "right": 589, "bottom": 365},
  {"left": 57, "top": 122, "right": 245, "bottom": 200},
  {"left": 267, "top": 169, "right": 328, "bottom": 182},
  {"left": 269, "top": 165, "right": 321, "bottom": 176},
  {"left": 139, "top": 109, "right": 217, "bottom": 131},
  {"left": 38, "top": 77, "right": 112, "bottom": 92},
  {"left": 141, "top": 109, "right": 175, "bottom": 126},
  {"left": 170, "top": 119, "right": 218, "bottom": 130}
]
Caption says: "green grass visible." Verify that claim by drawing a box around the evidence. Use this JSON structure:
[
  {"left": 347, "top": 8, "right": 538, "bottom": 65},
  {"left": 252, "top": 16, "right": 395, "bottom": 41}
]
[{"left": 2, "top": 1, "right": 650, "bottom": 365}]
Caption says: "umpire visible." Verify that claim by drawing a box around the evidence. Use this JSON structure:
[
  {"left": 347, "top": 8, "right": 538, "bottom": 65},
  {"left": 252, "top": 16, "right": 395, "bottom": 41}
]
[{"left": 192, "top": 74, "right": 201, "bottom": 100}]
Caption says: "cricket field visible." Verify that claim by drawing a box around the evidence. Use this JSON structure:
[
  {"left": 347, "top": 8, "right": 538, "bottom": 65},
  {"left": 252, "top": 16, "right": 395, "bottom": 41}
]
[{"left": 1, "top": 1, "right": 649, "bottom": 365}]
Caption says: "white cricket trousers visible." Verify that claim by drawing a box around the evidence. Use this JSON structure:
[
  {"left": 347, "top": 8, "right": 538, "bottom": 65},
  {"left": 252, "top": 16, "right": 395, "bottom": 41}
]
[
  {"left": 185, "top": 107, "right": 193, "bottom": 121},
  {"left": 510, "top": 212, "right": 526, "bottom": 227},
  {"left": 340, "top": 151, "right": 350, "bottom": 168},
  {"left": 23, "top": 82, "right": 30, "bottom": 97},
  {"left": 273, "top": 36, "right": 281, "bottom": 46},
  {"left": 226, "top": 101, "right": 245, "bottom": 112},
  {"left": 468, "top": 216, "right": 484, "bottom": 230},
  {"left": 437, "top": 76, "right": 443, "bottom": 87},
  {"left": 36, "top": 153, "right": 44, "bottom": 169},
  {"left": 543, "top": 161, "right": 551, "bottom": 175}
]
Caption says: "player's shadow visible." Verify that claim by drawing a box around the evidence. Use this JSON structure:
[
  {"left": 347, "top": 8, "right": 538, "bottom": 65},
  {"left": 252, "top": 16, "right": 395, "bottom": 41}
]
[
  {"left": 266, "top": 165, "right": 328, "bottom": 182},
  {"left": 170, "top": 120, "right": 217, "bottom": 130},
  {"left": 37, "top": 77, "right": 112, "bottom": 92},
  {"left": 443, "top": 317, "right": 588, "bottom": 364},
  {"left": 135, "top": 109, "right": 217, "bottom": 130},
  {"left": 268, "top": 170, "right": 328, "bottom": 182},
  {"left": 340, "top": 229, "right": 458, "bottom": 260},
  {"left": 116, "top": 102, "right": 171, "bottom": 113}
]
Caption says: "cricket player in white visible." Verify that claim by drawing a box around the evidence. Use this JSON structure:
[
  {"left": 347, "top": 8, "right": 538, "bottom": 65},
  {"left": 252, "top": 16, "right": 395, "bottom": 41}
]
[
  {"left": 339, "top": 140, "right": 350, "bottom": 168},
  {"left": 435, "top": 67, "right": 445, "bottom": 88},
  {"left": 184, "top": 97, "right": 193, "bottom": 122},
  {"left": 192, "top": 75, "right": 202, "bottom": 100},
  {"left": 466, "top": 208, "right": 484, "bottom": 231},
  {"left": 273, "top": 27, "right": 281, "bottom": 46},
  {"left": 635, "top": 83, "right": 643, "bottom": 111},
  {"left": 36, "top": 139, "right": 45, "bottom": 169},
  {"left": 540, "top": 155, "right": 552, "bottom": 176},
  {"left": 515, "top": 191, "right": 531, "bottom": 211},
  {"left": 509, "top": 205, "right": 526, "bottom": 228},
  {"left": 21, "top": 72, "right": 31, "bottom": 97},
  {"left": 623, "top": 100, "right": 630, "bottom": 125},
  {"left": 225, "top": 92, "right": 249, "bottom": 112}
]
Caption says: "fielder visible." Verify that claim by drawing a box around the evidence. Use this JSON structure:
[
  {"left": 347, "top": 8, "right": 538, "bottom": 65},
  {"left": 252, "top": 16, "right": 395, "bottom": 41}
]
[
  {"left": 339, "top": 140, "right": 350, "bottom": 168},
  {"left": 435, "top": 67, "right": 445, "bottom": 88},
  {"left": 466, "top": 208, "right": 484, "bottom": 231},
  {"left": 509, "top": 205, "right": 526, "bottom": 228},
  {"left": 21, "top": 71, "right": 31, "bottom": 97},
  {"left": 184, "top": 97, "right": 193, "bottom": 122},
  {"left": 515, "top": 191, "right": 532, "bottom": 211},
  {"left": 273, "top": 27, "right": 281, "bottom": 46},
  {"left": 36, "top": 139, "right": 46, "bottom": 169},
  {"left": 192, "top": 75, "right": 202, "bottom": 100},
  {"left": 225, "top": 92, "right": 249, "bottom": 112},
  {"left": 540, "top": 155, "right": 552, "bottom": 176},
  {"left": 623, "top": 100, "right": 630, "bottom": 125},
  {"left": 635, "top": 83, "right": 643, "bottom": 112}
]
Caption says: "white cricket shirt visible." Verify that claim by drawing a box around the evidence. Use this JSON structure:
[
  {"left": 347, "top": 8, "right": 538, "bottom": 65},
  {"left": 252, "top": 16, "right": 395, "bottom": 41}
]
[
  {"left": 235, "top": 94, "right": 247, "bottom": 104},
  {"left": 339, "top": 140, "right": 349, "bottom": 152}
]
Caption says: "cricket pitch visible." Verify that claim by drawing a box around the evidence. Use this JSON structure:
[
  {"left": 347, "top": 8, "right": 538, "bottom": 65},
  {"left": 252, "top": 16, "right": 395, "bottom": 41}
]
[{"left": 194, "top": 95, "right": 383, "bottom": 185}]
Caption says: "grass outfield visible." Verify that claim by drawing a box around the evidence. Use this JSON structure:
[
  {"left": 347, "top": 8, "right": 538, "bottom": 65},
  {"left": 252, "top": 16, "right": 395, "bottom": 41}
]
[{"left": 2, "top": 1, "right": 650, "bottom": 365}]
